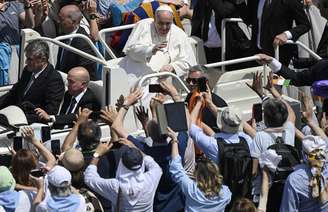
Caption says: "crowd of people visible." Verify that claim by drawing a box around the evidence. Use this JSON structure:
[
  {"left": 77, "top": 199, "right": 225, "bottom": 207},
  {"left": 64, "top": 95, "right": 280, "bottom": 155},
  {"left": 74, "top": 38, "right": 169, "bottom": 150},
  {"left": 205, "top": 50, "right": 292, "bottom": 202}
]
[{"left": 1, "top": 0, "right": 328, "bottom": 211}]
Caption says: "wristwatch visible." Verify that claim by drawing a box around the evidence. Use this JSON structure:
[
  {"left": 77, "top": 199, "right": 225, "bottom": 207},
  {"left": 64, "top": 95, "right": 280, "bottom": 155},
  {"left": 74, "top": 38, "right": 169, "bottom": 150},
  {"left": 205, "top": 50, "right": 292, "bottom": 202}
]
[{"left": 93, "top": 152, "right": 100, "bottom": 158}]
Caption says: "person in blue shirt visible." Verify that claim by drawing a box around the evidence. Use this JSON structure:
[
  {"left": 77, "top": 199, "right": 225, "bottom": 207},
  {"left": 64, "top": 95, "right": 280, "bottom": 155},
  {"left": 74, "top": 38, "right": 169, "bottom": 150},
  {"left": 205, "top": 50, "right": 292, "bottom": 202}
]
[
  {"left": 168, "top": 127, "right": 231, "bottom": 212},
  {"left": 280, "top": 135, "right": 328, "bottom": 212},
  {"left": 188, "top": 91, "right": 253, "bottom": 164},
  {"left": 111, "top": 85, "right": 191, "bottom": 211}
]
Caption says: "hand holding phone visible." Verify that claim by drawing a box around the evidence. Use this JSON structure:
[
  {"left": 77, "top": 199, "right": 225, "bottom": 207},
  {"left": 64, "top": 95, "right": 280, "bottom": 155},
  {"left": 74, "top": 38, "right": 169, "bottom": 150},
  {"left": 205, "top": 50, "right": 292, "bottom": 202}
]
[
  {"left": 197, "top": 77, "right": 208, "bottom": 92},
  {"left": 149, "top": 84, "right": 164, "bottom": 93},
  {"left": 252, "top": 103, "right": 263, "bottom": 122},
  {"left": 30, "top": 169, "right": 45, "bottom": 178},
  {"left": 13, "top": 136, "right": 23, "bottom": 151}
]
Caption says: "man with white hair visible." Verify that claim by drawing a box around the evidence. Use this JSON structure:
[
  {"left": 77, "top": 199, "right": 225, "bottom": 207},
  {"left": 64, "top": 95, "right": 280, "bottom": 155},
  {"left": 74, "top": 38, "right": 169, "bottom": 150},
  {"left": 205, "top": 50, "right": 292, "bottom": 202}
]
[
  {"left": 117, "top": 4, "right": 197, "bottom": 86},
  {"left": 280, "top": 135, "right": 328, "bottom": 211}
]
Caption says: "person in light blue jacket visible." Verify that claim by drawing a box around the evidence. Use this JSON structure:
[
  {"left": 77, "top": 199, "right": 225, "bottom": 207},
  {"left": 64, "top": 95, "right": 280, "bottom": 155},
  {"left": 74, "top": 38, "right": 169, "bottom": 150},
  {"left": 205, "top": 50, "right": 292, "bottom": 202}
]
[{"left": 168, "top": 127, "right": 231, "bottom": 212}]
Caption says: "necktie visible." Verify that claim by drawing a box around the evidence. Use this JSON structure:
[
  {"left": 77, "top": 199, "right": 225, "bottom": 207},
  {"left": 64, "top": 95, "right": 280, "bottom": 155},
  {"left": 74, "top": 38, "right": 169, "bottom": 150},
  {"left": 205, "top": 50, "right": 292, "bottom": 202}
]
[
  {"left": 23, "top": 74, "right": 35, "bottom": 96},
  {"left": 66, "top": 98, "right": 77, "bottom": 114},
  {"left": 262, "top": 0, "right": 271, "bottom": 22}
]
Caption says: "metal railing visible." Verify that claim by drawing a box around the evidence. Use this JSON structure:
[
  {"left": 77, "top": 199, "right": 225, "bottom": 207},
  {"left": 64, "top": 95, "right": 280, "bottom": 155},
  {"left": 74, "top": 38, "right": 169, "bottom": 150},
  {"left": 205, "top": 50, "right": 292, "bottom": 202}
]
[
  {"left": 205, "top": 55, "right": 260, "bottom": 68},
  {"left": 221, "top": 18, "right": 244, "bottom": 71},
  {"left": 98, "top": 24, "right": 136, "bottom": 59},
  {"left": 138, "top": 72, "right": 190, "bottom": 93},
  {"left": 274, "top": 40, "right": 322, "bottom": 61},
  {"left": 54, "top": 34, "right": 107, "bottom": 62}
]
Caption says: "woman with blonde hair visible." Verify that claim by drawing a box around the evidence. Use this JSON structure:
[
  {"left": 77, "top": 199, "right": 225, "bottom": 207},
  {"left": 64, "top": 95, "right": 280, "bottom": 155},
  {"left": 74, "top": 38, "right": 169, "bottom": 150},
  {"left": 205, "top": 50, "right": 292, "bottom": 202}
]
[{"left": 168, "top": 127, "right": 231, "bottom": 211}]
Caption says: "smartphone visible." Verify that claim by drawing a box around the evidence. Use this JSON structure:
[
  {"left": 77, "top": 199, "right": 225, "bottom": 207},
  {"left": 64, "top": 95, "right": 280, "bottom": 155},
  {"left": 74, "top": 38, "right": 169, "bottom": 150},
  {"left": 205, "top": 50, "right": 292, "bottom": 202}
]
[
  {"left": 41, "top": 126, "right": 51, "bottom": 142},
  {"left": 30, "top": 169, "right": 45, "bottom": 178},
  {"left": 51, "top": 139, "right": 61, "bottom": 157},
  {"left": 197, "top": 77, "right": 208, "bottom": 92},
  {"left": 13, "top": 136, "right": 23, "bottom": 151},
  {"left": 252, "top": 103, "right": 263, "bottom": 122},
  {"left": 149, "top": 84, "right": 164, "bottom": 93},
  {"left": 90, "top": 111, "right": 101, "bottom": 121}
]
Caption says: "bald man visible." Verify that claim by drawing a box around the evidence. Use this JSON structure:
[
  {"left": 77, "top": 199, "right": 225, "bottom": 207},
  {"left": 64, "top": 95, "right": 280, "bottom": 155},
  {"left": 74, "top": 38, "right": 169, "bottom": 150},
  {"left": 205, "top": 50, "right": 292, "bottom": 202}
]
[
  {"left": 119, "top": 5, "right": 196, "bottom": 87},
  {"left": 35, "top": 67, "right": 100, "bottom": 128},
  {"left": 55, "top": 4, "right": 97, "bottom": 80}
]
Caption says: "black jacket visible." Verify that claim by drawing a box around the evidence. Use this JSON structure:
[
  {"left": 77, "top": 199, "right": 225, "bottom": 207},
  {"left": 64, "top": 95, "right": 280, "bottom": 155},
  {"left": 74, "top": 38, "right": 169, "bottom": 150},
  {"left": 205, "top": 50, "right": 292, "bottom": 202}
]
[
  {"left": 239, "top": 0, "right": 310, "bottom": 65},
  {"left": 53, "top": 88, "right": 101, "bottom": 128},
  {"left": 277, "top": 59, "right": 328, "bottom": 86},
  {"left": 0, "top": 64, "right": 65, "bottom": 123},
  {"left": 55, "top": 27, "right": 97, "bottom": 80}
]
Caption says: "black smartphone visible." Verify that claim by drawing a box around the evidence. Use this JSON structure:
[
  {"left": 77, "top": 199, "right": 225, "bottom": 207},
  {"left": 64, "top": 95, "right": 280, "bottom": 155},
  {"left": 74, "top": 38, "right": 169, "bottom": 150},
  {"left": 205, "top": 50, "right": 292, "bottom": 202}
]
[
  {"left": 149, "top": 84, "right": 164, "bottom": 93},
  {"left": 252, "top": 103, "right": 263, "bottom": 122},
  {"left": 90, "top": 111, "right": 101, "bottom": 121},
  {"left": 51, "top": 139, "right": 61, "bottom": 157},
  {"left": 41, "top": 126, "right": 51, "bottom": 142},
  {"left": 197, "top": 77, "right": 208, "bottom": 92},
  {"left": 13, "top": 136, "right": 23, "bottom": 151},
  {"left": 30, "top": 169, "right": 45, "bottom": 177}
]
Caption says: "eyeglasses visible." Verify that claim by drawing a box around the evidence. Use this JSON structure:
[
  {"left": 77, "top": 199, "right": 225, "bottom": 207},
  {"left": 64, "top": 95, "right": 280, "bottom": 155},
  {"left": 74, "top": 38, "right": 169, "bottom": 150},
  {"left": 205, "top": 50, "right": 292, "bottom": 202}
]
[{"left": 186, "top": 77, "right": 198, "bottom": 84}]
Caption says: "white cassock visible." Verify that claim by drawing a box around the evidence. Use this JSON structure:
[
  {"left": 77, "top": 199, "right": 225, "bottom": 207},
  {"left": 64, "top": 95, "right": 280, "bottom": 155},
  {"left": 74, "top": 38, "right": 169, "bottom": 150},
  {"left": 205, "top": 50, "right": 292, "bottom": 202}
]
[{"left": 117, "top": 18, "right": 197, "bottom": 87}]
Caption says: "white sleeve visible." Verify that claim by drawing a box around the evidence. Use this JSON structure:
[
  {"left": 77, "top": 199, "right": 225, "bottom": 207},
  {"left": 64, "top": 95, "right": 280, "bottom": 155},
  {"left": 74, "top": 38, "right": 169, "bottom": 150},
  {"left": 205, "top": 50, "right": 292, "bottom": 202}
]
[
  {"left": 123, "top": 20, "right": 154, "bottom": 63},
  {"left": 170, "top": 35, "right": 197, "bottom": 76}
]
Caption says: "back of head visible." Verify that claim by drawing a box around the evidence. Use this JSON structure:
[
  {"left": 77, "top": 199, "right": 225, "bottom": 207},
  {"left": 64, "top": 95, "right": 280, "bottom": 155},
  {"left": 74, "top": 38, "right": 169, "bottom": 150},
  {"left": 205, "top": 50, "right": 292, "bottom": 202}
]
[
  {"left": 263, "top": 99, "right": 288, "bottom": 128},
  {"left": 48, "top": 165, "right": 72, "bottom": 197},
  {"left": 217, "top": 106, "right": 242, "bottom": 134},
  {"left": 230, "top": 198, "right": 256, "bottom": 212},
  {"left": 61, "top": 148, "right": 84, "bottom": 172},
  {"left": 25, "top": 40, "right": 49, "bottom": 61},
  {"left": 78, "top": 121, "right": 101, "bottom": 151},
  {"left": 12, "top": 149, "right": 38, "bottom": 186},
  {"left": 121, "top": 146, "right": 143, "bottom": 171},
  {"left": 194, "top": 157, "right": 223, "bottom": 198}
]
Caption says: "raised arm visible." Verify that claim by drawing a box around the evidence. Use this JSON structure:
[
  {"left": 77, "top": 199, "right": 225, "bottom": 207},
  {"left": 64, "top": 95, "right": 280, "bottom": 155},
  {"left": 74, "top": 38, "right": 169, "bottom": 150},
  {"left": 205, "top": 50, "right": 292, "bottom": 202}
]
[
  {"left": 21, "top": 127, "right": 56, "bottom": 170},
  {"left": 258, "top": 166, "right": 270, "bottom": 212},
  {"left": 62, "top": 108, "right": 92, "bottom": 151},
  {"left": 302, "top": 95, "right": 327, "bottom": 139},
  {"left": 111, "top": 88, "right": 143, "bottom": 138}
]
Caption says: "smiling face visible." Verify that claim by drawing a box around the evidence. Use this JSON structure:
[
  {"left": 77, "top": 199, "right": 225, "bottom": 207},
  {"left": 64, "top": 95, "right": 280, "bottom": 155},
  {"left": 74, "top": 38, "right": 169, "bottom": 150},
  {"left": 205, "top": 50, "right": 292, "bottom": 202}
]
[{"left": 154, "top": 11, "right": 173, "bottom": 36}]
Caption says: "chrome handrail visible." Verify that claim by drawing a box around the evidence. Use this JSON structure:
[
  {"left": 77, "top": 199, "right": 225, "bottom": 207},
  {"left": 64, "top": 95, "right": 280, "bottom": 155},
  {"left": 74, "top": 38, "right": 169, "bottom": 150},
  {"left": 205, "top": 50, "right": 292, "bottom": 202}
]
[{"left": 98, "top": 24, "right": 136, "bottom": 59}]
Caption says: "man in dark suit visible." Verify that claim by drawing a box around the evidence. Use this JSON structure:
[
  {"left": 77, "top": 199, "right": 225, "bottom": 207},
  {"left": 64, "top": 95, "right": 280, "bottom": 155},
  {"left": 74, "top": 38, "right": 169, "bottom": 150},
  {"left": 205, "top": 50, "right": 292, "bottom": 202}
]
[
  {"left": 256, "top": 53, "right": 328, "bottom": 86},
  {"left": 185, "top": 65, "right": 227, "bottom": 131},
  {"left": 239, "top": 0, "right": 310, "bottom": 65},
  {"left": 0, "top": 40, "right": 65, "bottom": 124},
  {"left": 35, "top": 66, "right": 101, "bottom": 128},
  {"left": 55, "top": 4, "right": 97, "bottom": 80}
]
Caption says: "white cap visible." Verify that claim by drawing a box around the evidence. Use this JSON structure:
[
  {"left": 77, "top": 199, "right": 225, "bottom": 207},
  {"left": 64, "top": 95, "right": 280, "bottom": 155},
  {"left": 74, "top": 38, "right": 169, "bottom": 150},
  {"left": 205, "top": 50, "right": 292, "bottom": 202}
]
[
  {"left": 47, "top": 165, "right": 72, "bottom": 187},
  {"left": 156, "top": 4, "right": 173, "bottom": 14},
  {"left": 302, "top": 135, "right": 326, "bottom": 154},
  {"left": 216, "top": 106, "right": 242, "bottom": 133}
]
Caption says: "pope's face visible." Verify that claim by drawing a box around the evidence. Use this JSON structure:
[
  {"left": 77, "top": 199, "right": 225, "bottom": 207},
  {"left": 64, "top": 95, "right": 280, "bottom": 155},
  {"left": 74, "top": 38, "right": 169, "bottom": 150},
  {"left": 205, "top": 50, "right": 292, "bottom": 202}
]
[{"left": 154, "top": 11, "right": 173, "bottom": 36}]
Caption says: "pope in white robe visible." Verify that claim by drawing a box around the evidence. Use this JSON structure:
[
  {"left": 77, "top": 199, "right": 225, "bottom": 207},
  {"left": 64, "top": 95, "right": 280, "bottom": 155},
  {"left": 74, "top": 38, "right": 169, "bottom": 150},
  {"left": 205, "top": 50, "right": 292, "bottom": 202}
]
[{"left": 116, "top": 5, "right": 197, "bottom": 87}]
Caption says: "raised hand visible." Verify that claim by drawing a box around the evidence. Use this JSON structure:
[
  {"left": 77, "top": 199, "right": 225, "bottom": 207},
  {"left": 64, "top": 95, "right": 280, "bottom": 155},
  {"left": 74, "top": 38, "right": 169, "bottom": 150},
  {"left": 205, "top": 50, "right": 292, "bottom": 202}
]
[
  {"left": 100, "top": 106, "right": 118, "bottom": 126},
  {"left": 123, "top": 88, "right": 143, "bottom": 106},
  {"left": 75, "top": 107, "right": 92, "bottom": 125},
  {"left": 135, "top": 106, "right": 149, "bottom": 126},
  {"left": 246, "top": 72, "right": 264, "bottom": 98}
]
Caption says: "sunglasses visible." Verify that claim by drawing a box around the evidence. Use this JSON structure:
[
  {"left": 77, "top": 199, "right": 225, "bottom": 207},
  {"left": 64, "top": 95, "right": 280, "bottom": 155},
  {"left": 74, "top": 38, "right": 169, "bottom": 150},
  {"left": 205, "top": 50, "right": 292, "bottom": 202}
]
[{"left": 186, "top": 77, "right": 198, "bottom": 84}]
